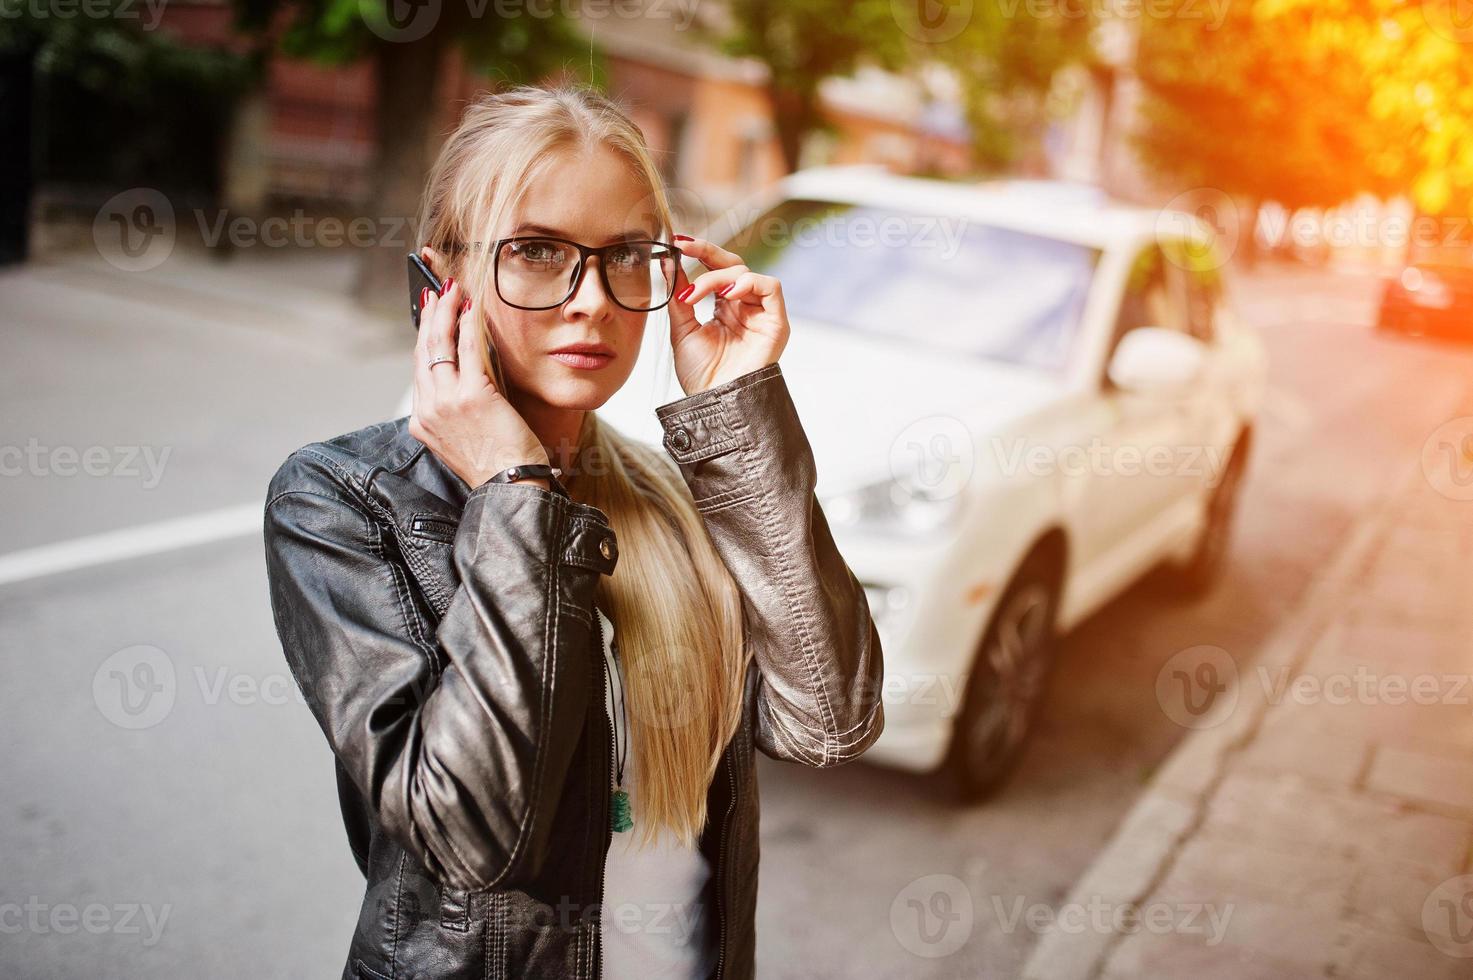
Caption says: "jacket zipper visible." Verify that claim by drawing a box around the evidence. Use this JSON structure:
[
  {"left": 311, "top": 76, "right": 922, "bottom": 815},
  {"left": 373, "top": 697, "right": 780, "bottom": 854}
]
[
  {"left": 593, "top": 607, "right": 613, "bottom": 980},
  {"left": 713, "top": 748, "right": 737, "bottom": 980}
]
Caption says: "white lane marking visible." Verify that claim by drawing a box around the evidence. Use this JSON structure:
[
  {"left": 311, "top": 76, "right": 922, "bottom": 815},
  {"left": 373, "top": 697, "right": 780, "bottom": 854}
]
[{"left": 0, "top": 503, "right": 261, "bottom": 587}]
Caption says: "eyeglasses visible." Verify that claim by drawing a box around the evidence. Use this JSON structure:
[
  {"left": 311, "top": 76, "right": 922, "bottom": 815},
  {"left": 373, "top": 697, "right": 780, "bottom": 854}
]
[{"left": 490, "top": 236, "right": 683, "bottom": 313}]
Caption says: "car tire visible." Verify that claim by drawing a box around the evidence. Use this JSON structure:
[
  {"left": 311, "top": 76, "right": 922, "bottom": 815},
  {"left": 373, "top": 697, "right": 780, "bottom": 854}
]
[
  {"left": 940, "top": 548, "right": 1061, "bottom": 803},
  {"left": 1170, "top": 433, "right": 1249, "bottom": 597}
]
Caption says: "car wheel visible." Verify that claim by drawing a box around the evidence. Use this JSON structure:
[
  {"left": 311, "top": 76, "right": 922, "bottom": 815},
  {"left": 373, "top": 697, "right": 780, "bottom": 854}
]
[
  {"left": 941, "top": 550, "right": 1060, "bottom": 803},
  {"left": 1172, "top": 435, "right": 1249, "bottom": 596}
]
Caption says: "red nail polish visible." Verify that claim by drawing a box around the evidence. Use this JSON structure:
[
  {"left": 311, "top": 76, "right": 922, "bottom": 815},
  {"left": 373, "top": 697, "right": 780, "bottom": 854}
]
[
  {"left": 444, "top": 277, "right": 455, "bottom": 293},
  {"left": 420, "top": 286, "right": 429, "bottom": 305},
  {"left": 676, "top": 284, "right": 694, "bottom": 302},
  {"left": 460, "top": 297, "right": 471, "bottom": 314},
  {"left": 718, "top": 284, "right": 733, "bottom": 297},
  {"left": 673, "top": 234, "right": 694, "bottom": 242}
]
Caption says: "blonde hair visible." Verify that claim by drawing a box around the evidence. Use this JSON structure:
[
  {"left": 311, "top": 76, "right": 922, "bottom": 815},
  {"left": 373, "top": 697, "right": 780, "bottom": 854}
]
[{"left": 414, "top": 82, "right": 751, "bottom": 847}]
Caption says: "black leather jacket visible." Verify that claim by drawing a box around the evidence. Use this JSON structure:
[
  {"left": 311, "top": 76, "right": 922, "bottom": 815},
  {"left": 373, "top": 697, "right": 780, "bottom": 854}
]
[{"left": 262, "top": 362, "right": 884, "bottom": 980}]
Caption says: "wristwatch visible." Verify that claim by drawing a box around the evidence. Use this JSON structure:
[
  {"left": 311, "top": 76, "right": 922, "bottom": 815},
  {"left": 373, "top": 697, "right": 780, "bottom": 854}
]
[{"left": 487, "top": 463, "right": 563, "bottom": 485}]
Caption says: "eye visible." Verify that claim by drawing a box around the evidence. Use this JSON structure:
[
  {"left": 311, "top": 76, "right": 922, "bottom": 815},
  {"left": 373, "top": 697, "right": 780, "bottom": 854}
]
[
  {"left": 607, "top": 243, "right": 650, "bottom": 270},
  {"left": 512, "top": 239, "right": 570, "bottom": 267}
]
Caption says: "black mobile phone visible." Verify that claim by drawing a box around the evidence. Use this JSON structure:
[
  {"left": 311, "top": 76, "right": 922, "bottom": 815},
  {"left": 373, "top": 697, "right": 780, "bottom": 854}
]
[{"left": 407, "top": 252, "right": 442, "bottom": 330}]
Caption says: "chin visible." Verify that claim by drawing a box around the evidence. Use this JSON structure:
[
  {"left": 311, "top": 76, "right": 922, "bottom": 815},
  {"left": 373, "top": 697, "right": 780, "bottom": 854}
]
[{"left": 533, "top": 372, "right": 623, "bottom": 409}]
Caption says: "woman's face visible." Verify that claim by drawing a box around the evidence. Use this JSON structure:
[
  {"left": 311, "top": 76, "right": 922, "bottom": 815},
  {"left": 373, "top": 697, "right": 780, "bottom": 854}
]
[{"left": 481, "top": 142, "right": 660, "bottom": 413}]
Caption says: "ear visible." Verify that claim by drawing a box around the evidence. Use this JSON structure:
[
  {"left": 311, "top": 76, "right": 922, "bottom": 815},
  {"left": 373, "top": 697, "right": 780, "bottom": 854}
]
[{"left": 419, "top": 245, "right": 445, "bottom": 281}]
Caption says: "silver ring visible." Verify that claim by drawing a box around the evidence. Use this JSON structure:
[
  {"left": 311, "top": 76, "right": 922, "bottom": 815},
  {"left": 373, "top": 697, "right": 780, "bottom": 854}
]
[{"left": 427, "top": 353, "right": 457, "bottom": 368}]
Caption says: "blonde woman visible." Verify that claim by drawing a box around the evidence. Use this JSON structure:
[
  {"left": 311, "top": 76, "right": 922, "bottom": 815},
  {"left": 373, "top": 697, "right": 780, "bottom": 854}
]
[{"left": 263, "top": 83, "right": 884, "bottom": 980}]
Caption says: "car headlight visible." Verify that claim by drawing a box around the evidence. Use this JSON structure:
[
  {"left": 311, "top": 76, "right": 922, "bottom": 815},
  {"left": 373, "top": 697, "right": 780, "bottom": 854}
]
[
  {"left": 1402, "top": 267, "right": 1454, "bottom": 309},
  {"left": 823, "top": 478, "right": 963, "bottom": 535}
]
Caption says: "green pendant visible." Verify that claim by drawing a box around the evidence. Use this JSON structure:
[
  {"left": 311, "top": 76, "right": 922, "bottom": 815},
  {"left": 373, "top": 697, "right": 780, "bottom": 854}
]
[{"left": 611, "top": 789, "right": 633, "bottom": 833}]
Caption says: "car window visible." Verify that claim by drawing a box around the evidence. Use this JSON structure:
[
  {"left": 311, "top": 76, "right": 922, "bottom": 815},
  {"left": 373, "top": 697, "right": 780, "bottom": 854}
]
[
  {"left": 719, "top": 198, "right": 1102, "bottom": 374},
  {"left": 1113, "top": 245, "right": 1187, "bottom": 339}
]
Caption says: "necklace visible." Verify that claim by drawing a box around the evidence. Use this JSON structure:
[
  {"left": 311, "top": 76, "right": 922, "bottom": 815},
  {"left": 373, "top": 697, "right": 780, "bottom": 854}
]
[{"left": 602, "top": 627, "right": 633, "bottom": 833}]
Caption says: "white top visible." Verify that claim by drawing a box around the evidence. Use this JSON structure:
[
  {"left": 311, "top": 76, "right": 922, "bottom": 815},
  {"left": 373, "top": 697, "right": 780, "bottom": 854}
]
[{"left": 595, "top": 604, "right": 717, "bottom": 980}]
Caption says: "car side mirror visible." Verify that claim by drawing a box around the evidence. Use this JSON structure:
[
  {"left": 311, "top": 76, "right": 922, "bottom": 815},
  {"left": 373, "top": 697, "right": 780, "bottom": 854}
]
[{"left": 1107, "top": 326, "right": 1207, "bottom": 394}]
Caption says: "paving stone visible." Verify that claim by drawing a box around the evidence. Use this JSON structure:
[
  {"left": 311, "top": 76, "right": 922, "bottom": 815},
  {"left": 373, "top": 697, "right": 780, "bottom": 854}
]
[
  {"left": 1102, "top": 897, "right": 1345, "bottom": 975},
  {"left": 1236, "top": 721, "right": 1369, "bottom": 786},
  {"left": 1155, "top": 829, "right": 1356, "bottom": 917},
  {"left": 1332, "top": 922, "right": 1473, "bottom": 980},
  {"left": 1367, "top": 745, "right": 1473, "bottom": 814},
  {"left": 1201, "top": 770, "right": 1471, "bottom": 874},
  {"left": 1346, "top": 859, "right": 1450, "bottom": 941}
]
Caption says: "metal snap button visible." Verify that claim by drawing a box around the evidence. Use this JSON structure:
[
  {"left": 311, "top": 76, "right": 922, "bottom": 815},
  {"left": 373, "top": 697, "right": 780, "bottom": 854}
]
[
  {"left": 599, "top": 537, "right": 614, "bottom": 560},
  {"left": 670, "top": 427, "right": 692, "bottom": 451}
]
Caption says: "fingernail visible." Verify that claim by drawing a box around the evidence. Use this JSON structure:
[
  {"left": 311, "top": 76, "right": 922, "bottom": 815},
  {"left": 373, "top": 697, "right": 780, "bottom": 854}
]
[
  {"left": 420, "top": 286, "right": 429, "bottom": 305},
  {"left": 673, "top": 234, "right": 694, "bottom": 242},
  {"left": 676, "top": 284, "right": 694, "bottom": 302},
  {"left": 444, "top": 277, "right": 455, "bottom": 293},
  {"left": 717, "top": 284, "right": 733, "bottom": 298},
  {"left": 460, "top": 297, "right": 471, "bottom": 314}
]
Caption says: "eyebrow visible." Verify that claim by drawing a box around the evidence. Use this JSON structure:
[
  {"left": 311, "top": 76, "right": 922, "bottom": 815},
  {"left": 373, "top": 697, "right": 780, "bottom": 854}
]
[{"left": 512, "top": 223, "right": 659, "bottom": 243}]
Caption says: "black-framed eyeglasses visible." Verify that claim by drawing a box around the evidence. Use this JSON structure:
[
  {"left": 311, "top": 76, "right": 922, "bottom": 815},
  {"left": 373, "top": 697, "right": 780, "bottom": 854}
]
[{"left": 489, "top": 236, "right": 683, "bottom": 313}]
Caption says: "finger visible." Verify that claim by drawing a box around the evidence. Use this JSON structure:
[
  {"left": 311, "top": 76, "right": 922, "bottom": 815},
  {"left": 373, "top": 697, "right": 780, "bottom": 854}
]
[
  {"left": 673, "top": 235, "right": 744, "bottom": 271},
  {"left": 414, "top": 285, "right": 437, "bottom": 390},
  {"left": 456, "top": 295, "right": 490, "bottom": 396},
  {"left": 676, "top": 266, "right": 748, "bottom": 308},
  {"left": 716, "top": 271, "right": 781, "bottom": 309},
  {"left": 426, "top": 278, "right": 461, "bottom": 385}
]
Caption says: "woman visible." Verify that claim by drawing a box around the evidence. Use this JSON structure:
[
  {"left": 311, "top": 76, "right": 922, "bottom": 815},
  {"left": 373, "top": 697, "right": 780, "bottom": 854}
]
[{"left": 262, "top": 83, "right": 884, "bottom": 980}]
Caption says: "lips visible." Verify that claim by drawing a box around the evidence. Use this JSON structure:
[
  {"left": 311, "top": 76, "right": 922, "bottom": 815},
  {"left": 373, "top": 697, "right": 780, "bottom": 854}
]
[{"left": 548, "top": 345, "right": 615, "bottom": 370}]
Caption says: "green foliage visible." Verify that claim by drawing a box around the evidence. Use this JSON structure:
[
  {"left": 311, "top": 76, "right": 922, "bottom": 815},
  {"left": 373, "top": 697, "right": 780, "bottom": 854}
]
[{"left": 2, "top": 5, "right": 255, "bottom": 191}]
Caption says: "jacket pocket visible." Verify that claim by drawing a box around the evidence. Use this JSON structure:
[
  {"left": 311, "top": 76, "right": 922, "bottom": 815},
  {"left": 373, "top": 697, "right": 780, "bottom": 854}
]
[{"left": 353, "top": 958, "right": 393, "bottom": 980}]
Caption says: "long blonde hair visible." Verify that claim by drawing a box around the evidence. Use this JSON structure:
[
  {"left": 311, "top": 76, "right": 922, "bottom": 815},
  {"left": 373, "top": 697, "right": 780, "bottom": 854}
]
[{"left": 414, "top": 83, "right": 751, "bottom": 847}]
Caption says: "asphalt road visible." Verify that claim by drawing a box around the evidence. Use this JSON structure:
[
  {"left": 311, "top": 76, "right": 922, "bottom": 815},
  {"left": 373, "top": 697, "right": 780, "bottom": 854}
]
[{"left": 2, "top": 250, "right": 1469, "bottom": 979}]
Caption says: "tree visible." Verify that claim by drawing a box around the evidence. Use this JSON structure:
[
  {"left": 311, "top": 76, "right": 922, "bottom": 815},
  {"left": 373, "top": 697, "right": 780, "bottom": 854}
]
[
  {"left": 1134, "top": 0, "right": 1473, "bottom": 259},
  {"left": 709, "top": 0, "right": 1089, "bottom": 175},
  {"left": 229, "top": 3, "right": 596, "bottom": 305}
]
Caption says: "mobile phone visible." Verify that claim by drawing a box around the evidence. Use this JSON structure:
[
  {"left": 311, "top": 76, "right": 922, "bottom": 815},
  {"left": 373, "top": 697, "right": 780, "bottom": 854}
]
[{"left": 407, "top": 252, "right": 442, "bottom": 330}]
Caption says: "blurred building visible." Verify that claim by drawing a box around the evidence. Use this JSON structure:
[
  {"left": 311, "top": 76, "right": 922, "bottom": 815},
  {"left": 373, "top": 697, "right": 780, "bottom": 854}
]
[{"left": 153, "top": 0, "right": 974, "bottom": 228}]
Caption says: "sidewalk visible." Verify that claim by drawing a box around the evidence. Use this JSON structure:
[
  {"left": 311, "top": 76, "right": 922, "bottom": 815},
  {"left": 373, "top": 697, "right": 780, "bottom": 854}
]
[{"left": 1024, "top": 395, "right": 1473, "bottom": 978}]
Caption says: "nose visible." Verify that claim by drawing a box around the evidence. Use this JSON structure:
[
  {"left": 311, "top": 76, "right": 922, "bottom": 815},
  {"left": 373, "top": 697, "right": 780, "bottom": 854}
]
[{"left": 563, "top": 254, "right": 614, "bottom": 319}]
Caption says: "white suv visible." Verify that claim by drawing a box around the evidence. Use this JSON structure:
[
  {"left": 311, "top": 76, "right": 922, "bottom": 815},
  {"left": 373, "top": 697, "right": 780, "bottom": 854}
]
[{"left": 423, "top": 167, "right": 1269, "bottom": 800}]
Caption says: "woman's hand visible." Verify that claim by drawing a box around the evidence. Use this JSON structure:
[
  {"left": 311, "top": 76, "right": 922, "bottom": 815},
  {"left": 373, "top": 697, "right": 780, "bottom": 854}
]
[
  {"left": 409, "top": 251, "right": 550, "bottom": 491},
  {"left": 667, "top": 236, "right": 790, "bottom": 397}
]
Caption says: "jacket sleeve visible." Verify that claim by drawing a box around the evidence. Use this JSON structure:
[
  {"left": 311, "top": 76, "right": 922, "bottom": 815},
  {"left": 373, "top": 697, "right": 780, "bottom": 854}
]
[
  {"left": 654, "top": 362, "right": 885, "bottom": 767},
  {"left": 262, "top": 448, "right": 613, "bottom": 892}
]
